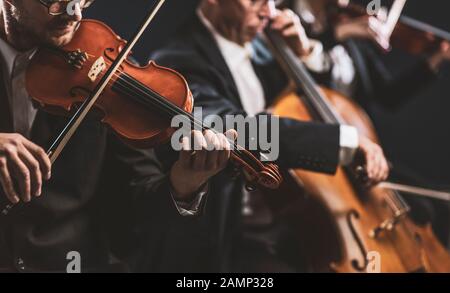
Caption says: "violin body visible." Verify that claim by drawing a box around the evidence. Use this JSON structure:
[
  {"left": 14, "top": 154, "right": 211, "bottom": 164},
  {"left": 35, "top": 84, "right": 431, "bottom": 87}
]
[
  {"left": 25, "top": 19, "right": 282, "bottom": 191},
  {"left": 27, "top": 19, "right": 193, "bottom": 149},
  {"left": 272, "top": 87, "right": 450, "bottom": 272}
]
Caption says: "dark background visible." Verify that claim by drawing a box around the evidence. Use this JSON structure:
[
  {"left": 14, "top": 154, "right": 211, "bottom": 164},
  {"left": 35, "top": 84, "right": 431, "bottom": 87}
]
[{"left": 85, "top": 0, "right": 450, "bottom": 189}]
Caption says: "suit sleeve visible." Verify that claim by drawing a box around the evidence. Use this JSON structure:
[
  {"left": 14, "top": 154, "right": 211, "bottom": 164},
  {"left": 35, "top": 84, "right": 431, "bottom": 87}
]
[
  {"left": 345, "top": 39, "right": 437, "bottom": 108},
  {"left": 104, "top": 136, "right": 209, "bottom": 272},
  {"left": 107, "top": 134, "right": 207, "bottom": 220},
  {"left": 372, "top": 57, "right": 436, "bottom": 108}
]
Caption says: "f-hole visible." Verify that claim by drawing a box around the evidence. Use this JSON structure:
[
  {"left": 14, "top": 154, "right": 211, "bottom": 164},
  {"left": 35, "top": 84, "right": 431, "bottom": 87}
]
[
  {"left": 104, "top": 47, "right": 124, "bottom": 71},
  {"left": 347, "top": 210, "right": 369, "bottom": 271}
]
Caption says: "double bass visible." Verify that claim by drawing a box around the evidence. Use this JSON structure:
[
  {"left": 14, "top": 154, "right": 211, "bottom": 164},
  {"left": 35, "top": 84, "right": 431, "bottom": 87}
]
[{"left": 263, "top": 26, "right": 450, "bottom": 272}]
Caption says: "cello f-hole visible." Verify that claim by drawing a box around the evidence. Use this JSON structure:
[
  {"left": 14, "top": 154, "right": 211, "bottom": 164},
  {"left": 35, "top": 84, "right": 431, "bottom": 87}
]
[{"left": 347, "top": 210, "right": 369, "bottom": 271}]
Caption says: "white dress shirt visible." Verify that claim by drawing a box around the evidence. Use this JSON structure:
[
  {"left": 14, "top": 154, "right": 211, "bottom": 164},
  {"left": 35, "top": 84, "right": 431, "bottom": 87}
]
[
  {"left": 197, "top": 10, "right": 359, "bottom": 165},
  {"left": 294, "top": 0, "right": 357, "bottom": 97},
  {"left": 198, "top": 10, "right": 266, "bottom": 116}
]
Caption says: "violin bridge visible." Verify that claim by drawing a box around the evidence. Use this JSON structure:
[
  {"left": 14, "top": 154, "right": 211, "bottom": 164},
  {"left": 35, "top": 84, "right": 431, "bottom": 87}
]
[{"left": 88, "top": 56, "right": 106, "bottom": 82}]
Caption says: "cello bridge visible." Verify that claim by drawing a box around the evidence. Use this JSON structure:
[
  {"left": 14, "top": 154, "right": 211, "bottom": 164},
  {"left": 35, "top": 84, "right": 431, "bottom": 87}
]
[{"left": 369, "top": 209, "right": 409, "bottom": 239}]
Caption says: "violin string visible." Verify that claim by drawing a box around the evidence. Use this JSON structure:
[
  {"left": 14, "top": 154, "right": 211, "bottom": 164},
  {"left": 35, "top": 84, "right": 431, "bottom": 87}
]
[
  {"left": 98, "top": 60, "right": 206, "bottom": 126},
  {"left": 110, "top": 73, "right": 266, "bottom": 169},
  {"left": 80, "top": 56, "right": 271, "bottom": 172},
  {"left": 113, "top": 75, "right": 243, "bottom": 152},
  {"left": 103, "top": 67, "right": 245, "bottom": 156},
  {"left": 90, "top": 59, "right": 253, "bottom": 163}
]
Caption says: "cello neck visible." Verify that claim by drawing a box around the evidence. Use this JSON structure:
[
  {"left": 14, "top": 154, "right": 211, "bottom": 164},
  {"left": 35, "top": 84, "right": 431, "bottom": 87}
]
[
  {"left": 264, "top": 27, "right": 417, "bottom": 212},
  {"left": 263, "top": 28, "right": 343, "bottom": 125}
]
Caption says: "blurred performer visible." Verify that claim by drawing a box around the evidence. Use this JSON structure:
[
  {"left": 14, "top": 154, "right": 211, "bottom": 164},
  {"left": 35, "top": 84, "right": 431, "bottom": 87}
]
[
  {"left": 284, "top": 0, "right": 450, "bottom": 109},
  {"left": 151, "top": 0, "right": 390, "bottom": 272},
  {"left": 285, "top": 0, "right": 450, "bottom": 248},
  {"left": 0, "top": 0, "right": 235, "bottom": 272}
]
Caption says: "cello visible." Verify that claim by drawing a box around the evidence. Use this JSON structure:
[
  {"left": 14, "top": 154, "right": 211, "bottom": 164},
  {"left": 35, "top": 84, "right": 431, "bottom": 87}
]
[{"left": 263, "top": 26, "right": 450, "bottom": 272}]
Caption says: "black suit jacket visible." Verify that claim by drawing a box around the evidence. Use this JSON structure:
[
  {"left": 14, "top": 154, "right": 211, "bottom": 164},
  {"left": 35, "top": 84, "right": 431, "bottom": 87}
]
[
  {"left": 148, "top": 15, "right": 342, "bottom": 272},
  {"left": 152, "top": 16, "right": 341, "bottom": 173},
  {"left": 298, "top": 20, "right": 436, "bottom": 110},
  {"left": 344, "top": 38, "right": 436, "bottom": 110},
  {"left": 0, "top": 70, "right": 193, "bottom": 272}
]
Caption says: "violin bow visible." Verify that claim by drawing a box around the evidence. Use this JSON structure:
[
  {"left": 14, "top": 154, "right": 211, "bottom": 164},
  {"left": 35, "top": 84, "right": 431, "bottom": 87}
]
[
  {"left": 47, "top": 0, "right": 166, "bottom": 164},
  {"left": 2, "top": 0, "right": 167, "bottom": 217}
]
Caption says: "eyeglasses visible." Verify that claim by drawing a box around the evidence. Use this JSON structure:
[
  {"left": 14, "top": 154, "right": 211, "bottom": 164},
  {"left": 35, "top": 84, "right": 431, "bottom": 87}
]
[
  {"left": 38, "top": 0, "right": 95, "bottom": 16},
  {"left": 249, "top": 0, "right": 274, "bottom": 10}
]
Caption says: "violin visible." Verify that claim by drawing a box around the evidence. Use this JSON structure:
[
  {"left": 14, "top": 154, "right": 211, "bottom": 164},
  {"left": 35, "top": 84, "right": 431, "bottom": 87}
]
[
  {"left": 328, "top": 0, "right": 450, "bottom": 54},
  {"left": 263, "top": 26, "right": 450, "bottom": 272},
  {"left": 0, "top": 1, "right": 282, "bottom": 216}
]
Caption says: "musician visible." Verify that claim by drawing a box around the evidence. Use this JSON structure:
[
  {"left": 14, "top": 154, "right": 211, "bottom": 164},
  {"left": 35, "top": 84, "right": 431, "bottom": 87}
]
[
  {"left": 286, "top": 0, "right": 450, "bottom": 108},
  {"left": 151, "top": 0, "right": 390, "bottom": 272},
  {"left": 287, "top": 0, "right": 450, "bottom": 247},
  {"left": 0, "top": 0, "right": 235, "bottom": 272}
]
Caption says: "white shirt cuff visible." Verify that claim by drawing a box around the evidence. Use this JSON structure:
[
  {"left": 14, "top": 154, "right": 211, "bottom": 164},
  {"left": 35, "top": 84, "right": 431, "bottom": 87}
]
[
  {"left": 170, "top": 183, "right": 208, "bottom": 217},
  {"left": 339, "top": 125, "right": 359, "bottom": 166},
  {"left": 300, "top": 39, "right": 331, "bottom": 73}
]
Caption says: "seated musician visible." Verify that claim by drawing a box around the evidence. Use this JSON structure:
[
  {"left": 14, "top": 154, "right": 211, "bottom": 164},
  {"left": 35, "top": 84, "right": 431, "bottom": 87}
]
[
  {"left": 151, "top": 0, "right": 390, "bottom": 272},
  {"left": 287, "top": 0, "right": 450, "bottom": 247},
  {"left": 0, "top": 0, "right": 235, "bottom": 272},
  {"left": 285, "top": 0, "right": 450, "bottom": 108}
]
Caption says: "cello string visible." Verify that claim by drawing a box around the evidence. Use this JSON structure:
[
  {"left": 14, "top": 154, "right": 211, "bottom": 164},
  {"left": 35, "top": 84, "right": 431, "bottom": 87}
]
[
  {"left": 265, "top": 29, "right": 416, "bottom": 214},
  {"left": 265, "top": 30, "right": 341, "bottom": 124},
  {"left": 388, "top": 188, "right": 409, "bottom": 214},
  {"left": 385, "top": 189, "right": 403, "bottom": 215}
]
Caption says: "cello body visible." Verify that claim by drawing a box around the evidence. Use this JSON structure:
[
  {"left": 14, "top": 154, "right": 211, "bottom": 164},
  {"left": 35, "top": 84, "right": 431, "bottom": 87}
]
[{"left": 272, "top": 87, "right": 450, "bottom": 273}]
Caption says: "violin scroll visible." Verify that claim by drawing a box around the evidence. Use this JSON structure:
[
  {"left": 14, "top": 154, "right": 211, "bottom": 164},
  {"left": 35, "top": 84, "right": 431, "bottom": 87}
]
[{"left": 230, "top": 148, "right": 283, "bottom": 190}]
